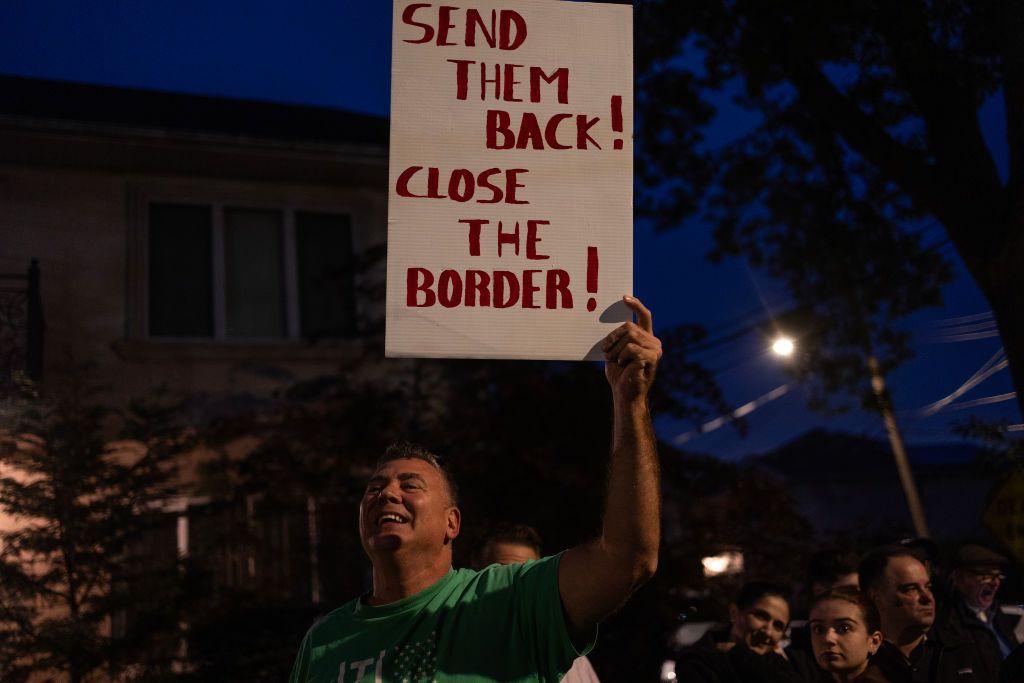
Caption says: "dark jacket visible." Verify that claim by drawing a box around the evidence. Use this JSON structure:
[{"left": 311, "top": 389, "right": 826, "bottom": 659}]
[
  {"left": 1001, "top": 642, "right": 1024, "bottom": 683},
  {"left": 871, "top": 633, "right": 983, "bottom": 683},
  {"left": 936, "top": 597, "right": 1023, "bottom": 683},
  {"left": 785, "top": 623, "right": 897, "bottom": 683},
  {"left": 785, "top": 624, "right": 829, "bottom": 682},
  {"left": 674, "top": 628, "right": 804, "bottom": 683},
  {"left": 852, "top": 663, "right": 898, "bottom": 682}
]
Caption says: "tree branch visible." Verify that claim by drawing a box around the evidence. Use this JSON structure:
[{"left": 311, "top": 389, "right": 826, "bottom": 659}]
[
  {"left": 751, "top": 6, "right": 1006, "bottom": 268},
  {"left": 998, "top": 0, "right": 1024, "bottom": 223},
  {"left": 777, "top": 52, "right": 943, "bottom": 218},
  {"left": 868, "top": 1, "right": 1007, "bottom": 254}
]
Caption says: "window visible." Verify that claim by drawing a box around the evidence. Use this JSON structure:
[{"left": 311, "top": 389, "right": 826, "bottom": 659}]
[
  {"left": 146, "top": 203, "right": 356, "bottom": 340},
  {"left": 149, "top": 204, "right": 213, "bottom": 337},
  {"left": 296, "top": 211, "right": 356, "bottom": 340}
]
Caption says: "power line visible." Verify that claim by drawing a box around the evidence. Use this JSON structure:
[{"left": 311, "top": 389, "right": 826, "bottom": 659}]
[
  {"left": 943, "top": 392, "right": 1017, "bottom": 411},
  {"left": 686, "top": 323, "right": 761, "bottom": 356},
  {"left": 685, "top": 292, "right": 794, "bottom": 357},
  {"left": 918, "top": 348, "right": 1008, "bottom": 416},
  {"left": 928, "top": 321, "right": 999, "bottom": 335},
  {"left": 926, "top": 330, "right": 1001, "bottom": 343},
  {"left": 673, "top": 383, "right": 793, "bottom": 444},
  {"left": 933, "top": 311, "right": 993, "bottom": 327}
]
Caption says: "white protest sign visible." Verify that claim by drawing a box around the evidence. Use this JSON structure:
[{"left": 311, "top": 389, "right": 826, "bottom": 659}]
[{"left": 386, "top": 0, "right": 633, "bottom": 360}]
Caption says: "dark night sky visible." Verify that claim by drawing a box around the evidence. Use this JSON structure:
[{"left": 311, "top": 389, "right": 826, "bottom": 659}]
[{"left": 1, "top": 1, "right": 1018, "bottom": 459}]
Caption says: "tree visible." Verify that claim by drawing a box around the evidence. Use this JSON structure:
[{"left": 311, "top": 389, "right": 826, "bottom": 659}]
[
  {"left": 634, "top": 0, "right": 1022, "bottom": 415},
  {"left": 0, "top": 373, "right": 189, "bottom": 682}
]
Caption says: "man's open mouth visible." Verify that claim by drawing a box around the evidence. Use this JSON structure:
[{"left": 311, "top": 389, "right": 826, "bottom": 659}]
[{"left": 377, "top": 512, "right": 409, "bottom": 527}]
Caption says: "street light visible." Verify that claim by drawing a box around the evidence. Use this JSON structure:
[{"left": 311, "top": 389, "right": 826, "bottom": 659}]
[
  {"left": 701, "top": 550, "right": 744, "bottom": 578},
  {"left": 762, "top": 314, "right": 929, "bottom": 538},
  {"left": 771, "top": 336, "right": 795, "bottom": 357}
]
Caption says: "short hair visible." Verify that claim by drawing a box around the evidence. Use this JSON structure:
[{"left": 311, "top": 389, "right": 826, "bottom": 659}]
[
  {"left": 479, "top": 523, "right": 543, "bottom": 556},
  {"left": 810, "top": 586, "right": 882, "bottom": 633},
  {"left": 734, "top": 581, "right": 790, "bottom": 611},
  {"left": 807, "top": 548, "right": 859, "bottom": 590},
  {"left": 375, "top": 441, "right": 459, "bottom": 506},
  {"left": 858, "top": 545, "right": 925, "bottom": 592}
]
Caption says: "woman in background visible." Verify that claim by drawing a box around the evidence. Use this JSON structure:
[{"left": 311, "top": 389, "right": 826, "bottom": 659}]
[
  {"left": 809, "top": 586, "right": 890, "bottom": 683},
  {"left": 674, "top": 581, "right": 802, "bottom": 682}
]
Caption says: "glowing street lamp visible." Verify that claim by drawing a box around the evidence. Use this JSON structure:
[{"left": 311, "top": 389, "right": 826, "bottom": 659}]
[
  {"left": 771, "top": 336, "right": 795, "bottom": 357},
  {"left": 763, "top": 319, "right": 928, "bottom": 537}
]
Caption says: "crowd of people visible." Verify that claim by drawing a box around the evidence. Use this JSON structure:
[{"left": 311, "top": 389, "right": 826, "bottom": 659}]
[
  {"left": 286, "top": 299, "right": 1022, "bottom": 683},
  {"left": 670, "top": 542, "right": 1024, "bottom": 682}
]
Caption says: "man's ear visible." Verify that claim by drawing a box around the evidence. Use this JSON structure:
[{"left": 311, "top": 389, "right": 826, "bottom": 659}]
[{"left": 444, "top": 507, "right": 461, "bottom": 545}]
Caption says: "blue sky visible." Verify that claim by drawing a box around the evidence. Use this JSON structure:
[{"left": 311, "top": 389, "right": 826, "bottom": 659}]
[{"left": 2, "top": 0, "right": 1017, "bottom": 459}]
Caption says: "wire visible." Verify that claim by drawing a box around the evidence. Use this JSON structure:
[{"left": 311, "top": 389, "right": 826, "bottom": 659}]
[
  {"left": 933, "top": 311, "right": 993, "bottom": 327},
  {"left": 926, "top": 330, "right": 1001, "bottom": 343},
  {"left": 917, "top": 348, "right": 1008, "bottom": 416},
  {"left": 923, "top": 314, "right": 1000, "bottom": 344},
  {"left": 943, "top": 392, "right": 1017, "bottom": 411},
  {"left": 700, "top": 296, "right": 790, "bottom": 338},
  {"left": 673, "top": 383, "right": 793, "bottom": 444},
  {"left": 928, "top": 321, "right": 999, "bottom": 335},
  {"left": 686, "top": 323, "right": 760, "bottom": 356},
  {"left": 685, "top": 292, "right": 794, "bottom": 357}
]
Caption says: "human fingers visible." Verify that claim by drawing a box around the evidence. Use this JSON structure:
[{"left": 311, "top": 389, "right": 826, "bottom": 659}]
[
  {"left": 601, "top": 322, "right": 633, "bottom": 354},
  {"left": 622, "top": 295, "right": 653, "bottom": 334},
  {"left": 614, "top": 342, "right": 660, "bottom": 369},
  {"left": 603, "top": 323, "right": 654, "bottom": 361}
]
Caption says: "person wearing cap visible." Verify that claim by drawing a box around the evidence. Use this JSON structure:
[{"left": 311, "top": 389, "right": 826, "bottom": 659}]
[{"left": 936, "top": 544, "right": 1024, "bottom": 682}]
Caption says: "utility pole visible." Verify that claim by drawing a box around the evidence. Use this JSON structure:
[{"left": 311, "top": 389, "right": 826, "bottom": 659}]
[{"left": 867, "top": 355, "right": 930, "bottom": 538}]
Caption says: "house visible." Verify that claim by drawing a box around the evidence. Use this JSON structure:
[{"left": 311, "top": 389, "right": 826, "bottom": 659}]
[
  {"left": 0, "top": 74, "right": 392, "bottom": 675},
  {"left": 1, "top": 73, "right": 389, "bottom": 399}
]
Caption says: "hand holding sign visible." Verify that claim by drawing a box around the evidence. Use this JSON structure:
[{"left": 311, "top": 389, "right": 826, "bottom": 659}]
[
  {"left": 386, "top": 0, "right": 633, "bottom": 360},
  {"left": 603, "top": 296, "right": 661, "bottom": 402}
]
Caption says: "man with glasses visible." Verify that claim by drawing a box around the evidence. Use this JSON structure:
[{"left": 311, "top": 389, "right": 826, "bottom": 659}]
[{"left": 937, "top": 544, "right": 1024, "bottom": 682}]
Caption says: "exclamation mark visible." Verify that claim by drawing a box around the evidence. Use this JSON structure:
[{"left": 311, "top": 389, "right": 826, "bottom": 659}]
[
  {"left": 586, "top": 246, "right": 599, "bottom": 312},
  {"left": 611, "top": 95, "right": 623, "bottom": 150}
]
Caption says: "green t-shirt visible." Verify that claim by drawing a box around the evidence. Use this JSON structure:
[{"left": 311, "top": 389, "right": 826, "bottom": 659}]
[{"left": 289, "top": 553, "right": 593, "bottom": 682}]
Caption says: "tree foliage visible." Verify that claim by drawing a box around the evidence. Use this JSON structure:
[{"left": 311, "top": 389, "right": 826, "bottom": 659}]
[
  {"left": 0, "top": 373, "right": 189, "bottom": 682},
  {"left": 634, "top": 0, "right": 1022, "bottom": 412}
]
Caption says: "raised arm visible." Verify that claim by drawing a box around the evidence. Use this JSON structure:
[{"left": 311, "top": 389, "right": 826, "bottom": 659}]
[{"left": 558, "top": 296, "right": 662, "bottom": 637}]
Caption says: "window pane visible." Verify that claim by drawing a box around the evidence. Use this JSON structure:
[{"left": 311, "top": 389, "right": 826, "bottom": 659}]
[
  {"left": 149, "top": 203, "right": 213, "bottom": 337},
  {"left": 296, "top": 212, "right": 355, "bottom": 339},
  {"left": 224, "top": 208, "right": 285, "bottom": 338}
]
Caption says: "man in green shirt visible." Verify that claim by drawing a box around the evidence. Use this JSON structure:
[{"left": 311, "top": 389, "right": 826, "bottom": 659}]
[{"left": 290, "top": 295, "right": 662, "bottom": 683}]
